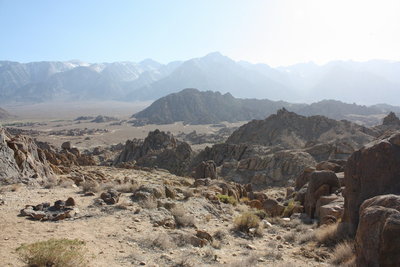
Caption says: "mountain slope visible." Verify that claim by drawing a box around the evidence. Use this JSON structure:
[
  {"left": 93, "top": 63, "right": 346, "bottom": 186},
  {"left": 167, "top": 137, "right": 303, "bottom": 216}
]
[{"left": 0, "top": 107, "right": 12, "bottom": 119}]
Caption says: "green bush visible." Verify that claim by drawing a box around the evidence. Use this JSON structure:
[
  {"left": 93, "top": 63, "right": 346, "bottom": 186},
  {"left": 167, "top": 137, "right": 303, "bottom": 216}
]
[
  {"left": 217, "top": 194, "right": 237, "bottom": 206},
  {"left": 16, "top": 238, "right": 88, "bottom": 267},
  {"left": 234, "top": 211, "right": 261, "bottom": 233}
]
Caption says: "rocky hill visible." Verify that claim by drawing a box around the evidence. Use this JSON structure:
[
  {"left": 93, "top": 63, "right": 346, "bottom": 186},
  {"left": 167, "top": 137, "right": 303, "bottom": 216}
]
[
  {"left": 226, "top": 108, "right": 377, "bottom": 149},
  {"left": 132, "top": 88, "right": 399, "bottom": 125}
]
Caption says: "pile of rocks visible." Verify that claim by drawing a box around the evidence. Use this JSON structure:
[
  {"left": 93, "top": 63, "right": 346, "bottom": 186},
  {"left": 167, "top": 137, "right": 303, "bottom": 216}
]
[{"left": 20, "top": 197, "right": 78, "bottom": 221}]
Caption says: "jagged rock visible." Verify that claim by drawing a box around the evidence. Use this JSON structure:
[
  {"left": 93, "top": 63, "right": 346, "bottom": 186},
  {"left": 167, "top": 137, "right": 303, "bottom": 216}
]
[
  {"left": 196, "top": 230, "right": 213, "bottom": 242},
  {"left": 355, "top": 194, "right": 400, "bottom": 267},
  {"left": 194, "top": 160, "right": 217, "bottom": 179},
  {"left": 304, "top": 171, "right": 340, "bottom": 218},
  {"left": 0, "top": 128, "right": 54, "bottom": 183},
  {"left": 341, "top": 132, "right": 400, "bottom": 235},
  {"left": 382, "top": 112, "right": 400, "bottom": 126},
  {"left": 149, "top": 208, "right": 176, "bottom": 228},
  {"left": 100, "top": 189, "right": 121, "bottom": 205},
  {"left": 114, "top": 130, "right": 192, "bottom": 175},
  {"left": 132, "top": 184, "right": 165, "bottom": 202}
]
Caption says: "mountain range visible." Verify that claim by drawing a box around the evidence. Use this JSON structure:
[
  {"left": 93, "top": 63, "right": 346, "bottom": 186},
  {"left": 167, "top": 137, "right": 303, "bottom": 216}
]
[
  {"left": 1, "top": 52, "right": 400, "bottom": 105},
  {"left": 132, "top": 88, "right": 399, "bottom": 125}
]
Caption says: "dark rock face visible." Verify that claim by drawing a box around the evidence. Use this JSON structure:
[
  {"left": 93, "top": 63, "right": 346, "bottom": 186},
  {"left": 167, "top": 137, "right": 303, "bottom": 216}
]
[
  {"left": 194, "top": 160, "right": 217, "bottom": 179},
  {"left": 355, "top": 194, "right": 400, "bottom": 267},
  {"left": 382, "top": 112, "right": 400, "bottom": 126},
  {"left": 342, "top": 132, "right": 400, "bottom": 235},
  {"left": 114, "top": 130, "right": 192, "bottom": 175},
  {"left": 0, "top": 128, "right": 54, "bottom": 183}
]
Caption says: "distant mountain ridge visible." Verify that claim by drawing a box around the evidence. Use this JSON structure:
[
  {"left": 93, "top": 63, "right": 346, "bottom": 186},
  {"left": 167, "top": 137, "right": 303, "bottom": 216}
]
[
  {"left": 0, "top": 107, "right": 12, "bottom": 119},
  {"left": 132, "top": 88, "right": 399, "bottom": 125},
  {"left": 1, "top": 52, "right": 400, "bottom": 104}
]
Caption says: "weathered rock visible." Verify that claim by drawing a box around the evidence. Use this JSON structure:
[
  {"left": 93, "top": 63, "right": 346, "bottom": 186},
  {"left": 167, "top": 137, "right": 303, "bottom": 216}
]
[
  {"left": 263, "top": 199, "right": 285, "bottom": 217},
  {"left": 382, "top": 112, "right": 400, "bottom": 126},
  {"left": 316, "top": 195, "right": 344, "bottom": 225},
  {"left": 355, "top": 194, "right": 400, "bottom": 267},
  {"left": 164, "top": 186, "right": 176, "bottom": 199},
  {"left": 342, "top": 132, "right": 400, "bottom": 235},
  {"left": 196, "top": 230, "right": 213, "bottom": 242},
  {"left": 19, "top": 198, "right": 78, "bottom": 221},
  {"left": 194, "top": 160, "right": 217, "bottom": 179},
  {"left": 61, "top": 141, "right": 72, "bottom": 150},
  {"left": 304, "top": 171, "right": 340, "bottom": 218},
  {"left": 100, "top": 189, "right": 121, "bottom": 205}
]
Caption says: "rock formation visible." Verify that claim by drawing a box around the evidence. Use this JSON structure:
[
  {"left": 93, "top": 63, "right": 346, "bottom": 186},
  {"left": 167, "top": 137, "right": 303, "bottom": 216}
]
[
  {"left": 114, "top": 129, "right": 192, "bottom": 175},
  {"left": 382, "top": 111, "right": 400, "bottom": 126},
  {"left": 0, "top": 127, "right": 54, "bottom": 184}
]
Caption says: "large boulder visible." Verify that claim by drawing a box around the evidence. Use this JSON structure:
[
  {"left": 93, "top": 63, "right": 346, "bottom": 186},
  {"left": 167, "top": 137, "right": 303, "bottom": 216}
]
[
  {"left": 355, "top": 194, "right": 400, "bottom": 267},
  {"left": 341, "top": 132, "right": 400, "bottom": 235},
  {"left": 304, "top": 170, "right": 340, "bottom": 218}
]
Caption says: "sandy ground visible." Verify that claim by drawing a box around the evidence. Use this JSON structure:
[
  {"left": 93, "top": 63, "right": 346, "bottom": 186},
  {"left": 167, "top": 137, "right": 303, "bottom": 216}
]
[{"left": 0, "top": 166, "right": 329, "bottom": 267}]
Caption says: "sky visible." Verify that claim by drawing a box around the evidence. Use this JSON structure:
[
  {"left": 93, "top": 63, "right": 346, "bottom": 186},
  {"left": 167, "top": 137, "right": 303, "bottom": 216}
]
[{"left": 0, "top": 0, "right": 400, "bottom": 67}]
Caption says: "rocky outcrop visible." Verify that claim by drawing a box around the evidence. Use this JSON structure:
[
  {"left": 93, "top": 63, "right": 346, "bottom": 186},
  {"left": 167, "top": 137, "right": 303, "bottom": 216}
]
[
  {"left": 194, "top": 160, "right": 217, "bottom": 179},
  {"left": 114, "top": 130, "right": 192, "bottom": 175},
  {"left": 355, "top": 194, "right": 400, "bottom": 267},
  {"left": 0, "top": 128, "right": 54, "bottom": 184},
  {"left": 341, "top": 132, "right": 400, "bottom": 235}
]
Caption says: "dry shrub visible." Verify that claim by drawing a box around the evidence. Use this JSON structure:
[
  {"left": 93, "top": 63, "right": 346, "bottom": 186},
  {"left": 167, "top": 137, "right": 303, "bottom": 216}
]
[
  {"left": 283, "top": 231, "right": 297, "bottom": 243},
  {"left": 330, "top": 240, "right": 356, "bottom": 266},
  {"left": 43, "top": 176, "right": 58, "bottom": 189},
  {"left": 81, "top": 180, "right": 100, "bottom": 193},
  {"left": 233, "top": 211, "right": 260, "bottom": 233},
  {"left": 315, "top": 222, "right": 349, "bottom": 247},
  {"left": 174, "top": 257, "right": 194, "bottom": 267},
  {"left": 151, "top": 233, "right": 175, "bottom": 250},
  {"left": 213, "top": 229, "right": 227, "bottom": 241},
  {"left": 171, "top": 206, "right": 195, "bottom": 227},
  {"left": 59, "top": 179, "right": 75, "bottom": 188},
  {"left": 229, "top": 254, "right": 259, "bottom": 267},
  {"left": 217, "top": 194, "right": 237, "bottom": 206},
  {"left": 298, "top": 230, "right": 316, "bottom": 244},
  {"left": 139, "top": 197, "right": 157, "bottom": 209},
  {"left": 114, "top": 182, "right": 139, "bottom": 193},
  {"left": 16, "top": 238, "right": 87, "bottom": 267}
]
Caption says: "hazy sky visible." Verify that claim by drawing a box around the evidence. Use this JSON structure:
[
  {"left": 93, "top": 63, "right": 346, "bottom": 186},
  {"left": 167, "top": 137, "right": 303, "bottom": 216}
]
[{"left": 1, "top": 0, "right": 399, "bottom": 66}]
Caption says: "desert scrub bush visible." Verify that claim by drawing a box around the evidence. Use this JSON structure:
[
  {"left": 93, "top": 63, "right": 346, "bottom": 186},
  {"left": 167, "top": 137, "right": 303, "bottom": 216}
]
[
  {"left": 217, "top": 194, "right": 237, "bottom": 205},
  {"left": 283, "top": 231, "right": 297, "bottom": 243},
  {"left": 253, "top": 209, "right": 267, "bottom": 220},
  {"left": 330, "top": 240, "right": 356, "bottom": 266},
  {"left": 81, "top": 180, "right": 100, "bottom": 193},
  {"left": 233, "top": 211, "right": 261, "bottom": 233},
  {"left": 16, "top": 238, "right": 88, "bottom": 267},
  {"left": 171, "top": 206, "right": 195, "bottom": 227}
]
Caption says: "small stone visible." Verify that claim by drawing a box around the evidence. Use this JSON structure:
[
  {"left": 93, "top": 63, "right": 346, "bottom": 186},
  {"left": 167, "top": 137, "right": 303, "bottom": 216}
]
[
  {"left": 84, "top": 192, "right": 96, "bottom": 196},
  {"left": 139, "top": 261, "right": 146, "bottom": 265},
  {"left": 246, "top": 244, "right": 256, "bottom": 250},
  {"left": 276, "top": 235, "right": 282, "bottom": 240},
  {"left": 278, "top": 244, "right": 283, "bottom": 249},
  {"left": 282, "top": 218, "right": 291, "bottom": 222}
]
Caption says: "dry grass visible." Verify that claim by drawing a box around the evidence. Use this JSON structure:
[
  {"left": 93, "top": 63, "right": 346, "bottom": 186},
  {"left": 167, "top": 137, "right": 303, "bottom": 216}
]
[
  {"left": 283, "top": 231, "right": 297, "bottom": 243},
  {"left": 171, "top": 206, "right": 195, "bottom": 227},
  {"left": 217, "top": 194, "right": 238, "bottom": 205},
  {"left": 151, "top": 233, "right": 176, "bottom": 250},
  {"left": 228, "top": 254, "right": 259, "bottom": 267},
  {"left": 139, "top": 197, "right": 157, "bottom": 209},
  {"left": 315, "top": 222, "right": 349, "bottom": 247},
  {"left": 16, "top": 238, "right": 88, "bottom": 267},
  {"left": 81, "top": 180, "right": 100, "bottom": 193},
  {"left": 330, "top": 240, "right": 356, "bottom": 266},
  {"left": 233, "top": 211, "right": 261, "bottom": 233},
  {"left": 43, "top": 176, "right": 59, "bottom": 189}
]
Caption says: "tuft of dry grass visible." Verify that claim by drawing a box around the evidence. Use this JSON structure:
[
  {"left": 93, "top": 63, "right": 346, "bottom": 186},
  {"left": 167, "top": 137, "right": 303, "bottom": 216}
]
[
  {"left": 16, "top": 238, "right": 88, "bottom": 267},
  {"left": 217, "top": 194, "right": 238, "bottom": 205},
  {"left": 233, "top": 211, "right": 260, "bottom": 233},
  {"left": 43, "top": 176, "right": 59, "bottom": 189},
  {"left": 330, "top": 240, "right": 356, "bottom": 266},
  {"left": 151, "top": 233, "right": 175, "bottom": 250}
]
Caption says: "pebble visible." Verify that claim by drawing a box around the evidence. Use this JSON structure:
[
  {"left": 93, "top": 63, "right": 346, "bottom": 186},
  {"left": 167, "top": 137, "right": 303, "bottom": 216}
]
[{"left": 276, "top": 235, "right": 282, "bottom": 240}]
